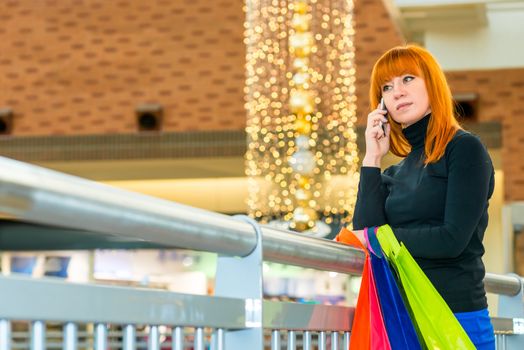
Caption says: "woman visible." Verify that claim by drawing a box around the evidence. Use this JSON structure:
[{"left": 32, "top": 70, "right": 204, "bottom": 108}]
[{"left": 352, "top": 45, "right": 495, "bottom": 349}]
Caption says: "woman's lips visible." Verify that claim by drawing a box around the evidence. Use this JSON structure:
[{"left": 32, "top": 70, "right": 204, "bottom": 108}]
[{"left": 396, "top": 102, "right": 412, "bottom": 111}]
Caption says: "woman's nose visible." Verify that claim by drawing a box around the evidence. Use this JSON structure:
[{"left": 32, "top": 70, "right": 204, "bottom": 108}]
[{"left": 392, "top": 83, "right": 405, "bottom": 98}]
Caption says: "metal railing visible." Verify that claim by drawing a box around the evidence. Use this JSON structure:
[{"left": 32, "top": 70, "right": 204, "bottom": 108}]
[
  {"left": 0, "top": 156, "right": 364, "bottom": 274},
  {"left": 0, "top": 156, "right": 523, "bottom": 349}
]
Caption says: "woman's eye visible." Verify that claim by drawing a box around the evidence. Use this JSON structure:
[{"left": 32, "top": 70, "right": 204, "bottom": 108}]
[
  {"left": 382, "top": 85, "right": 392, "bottom": 92},
  {"left": 403, "top": 75, "right": 415, "bottom": 83}
]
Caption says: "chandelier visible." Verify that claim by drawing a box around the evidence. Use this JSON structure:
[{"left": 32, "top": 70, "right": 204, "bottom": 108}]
[{"left": 244, "top": 0, "right": 358, "bottom": 236}]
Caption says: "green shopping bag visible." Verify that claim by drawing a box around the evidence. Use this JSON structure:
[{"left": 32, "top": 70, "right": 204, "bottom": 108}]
[{"left": 376, "top": 225, "right": 475, "bottom": 350}]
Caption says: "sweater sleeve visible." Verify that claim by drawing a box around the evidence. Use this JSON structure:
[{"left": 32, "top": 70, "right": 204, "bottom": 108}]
[
  {"left": 352, "top": 166, "right": 389, "bottom": 229},
  {"left": 394, "top": 134, "right": 494, "bottom": 259}
]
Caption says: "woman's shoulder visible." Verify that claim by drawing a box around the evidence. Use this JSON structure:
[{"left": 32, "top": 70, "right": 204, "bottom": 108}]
[
  {"left": 446, "top": 129, "right": 491, "bottom": 163},
  {"left": 451, "top": 128, "right": 477, "bottom": 140}
]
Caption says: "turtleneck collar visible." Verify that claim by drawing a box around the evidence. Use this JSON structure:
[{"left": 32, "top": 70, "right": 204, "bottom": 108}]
[{"left": 402, "top": 113, "right": 431, "bottom": 150}]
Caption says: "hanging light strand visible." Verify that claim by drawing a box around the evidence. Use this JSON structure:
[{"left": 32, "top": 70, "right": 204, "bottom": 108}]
[{"left": 245, "top": 0, "right": 358, "bottom": 233}]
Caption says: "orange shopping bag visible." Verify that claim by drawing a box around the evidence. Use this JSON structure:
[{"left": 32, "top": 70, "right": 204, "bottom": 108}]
[{"left": 336, "top": 227, "right": 391, "bottom": 350}]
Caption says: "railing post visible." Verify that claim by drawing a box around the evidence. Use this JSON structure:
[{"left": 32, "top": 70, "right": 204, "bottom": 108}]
[
  {"left": 30, "top": 321, "right": 45, "bottom": 350},
  {"left": 497, "top": 273, "right": 524, "bottom": 348},
  {"left": 318, "top": 331, "right": 326, "bottom": 350},
  {"left": 498, "top": 273, "right": 524, "bottom": 318},
  {"left": 212, "top": 328, "right": 224, "bottom": 350},
  {"left": 172, "top": 327, "right": 183, "bottom": 350},
  {"left": 287, "top": 330, "right": 296, "bottom": 350},
  {"left": 215, "top": 215, "right": 263, "bottom": 350},
  {"left": 271, "top": 330, "right": 280, "bottom": 350},
  {"left": 94, "top": 324, "right": 107, "bottom": 350},
  {"left": 0, "top": 320, "right": 11, "bottom": 350},
  {"left": 63, "top": 322, "right": 77, "bottom": 350},
  {"left": 193, "top": 327, "right": 204, "bottom": 350},
  {"left": 303, "top": 331, "right": 312, "bottom": 350},
  {"left": 148, "top": 325, "right": 160, "bottom": 350},
  {"left": 330, "top": 332, "right": 338, "bottom": 350},
  {"left": 123, "top": 324, "right": 136, "bottom": 350},
  {"left": 344, "top": 332, "right": 350, "bottom": 349}
]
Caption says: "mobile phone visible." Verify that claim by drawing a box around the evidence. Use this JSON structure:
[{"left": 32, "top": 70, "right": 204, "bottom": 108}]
[{"left": 379, "top": 98, "right": 387, "bottom": 135}]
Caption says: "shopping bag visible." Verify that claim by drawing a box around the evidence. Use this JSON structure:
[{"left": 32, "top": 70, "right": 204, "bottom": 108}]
[
  {"left": 336, "top": 228, "right": 370, "bottom": 349},
  {"left": 376, "top": 225, "right": 475, "bottom": 350},
  {"left": 367, "top": 248, "right": 392, "bottom": 350},
  {"left": 336, "top": 228, "right": 391, "bottom": 350},
  {"left": 365, "top": 227, "right": 422, "bottom": 350}
]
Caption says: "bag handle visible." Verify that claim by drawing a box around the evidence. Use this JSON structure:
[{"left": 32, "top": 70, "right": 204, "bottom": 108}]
[
  {"left": 335, "top": 227, "right": 367, "bottom": 252},
  {"left": 376, "top": 225, "right": 401, "bottom": 259},
  {"left": 364, "top": 227, "right": 377, "bottom": 256},
  {"left": 365, "top": 227, "right": 385, "bottom": 258}
]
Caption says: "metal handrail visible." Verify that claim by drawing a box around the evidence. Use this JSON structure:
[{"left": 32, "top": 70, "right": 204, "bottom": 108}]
[
  {"left": 0, "top": 156, "right": 520, "bottom": 294},
  {"left": 0, "top": 156, "right": 363, "bottom": 275},
  {"left": 0, "top": 274, "right": 355, "bottom": 332},
  {"left": 0, "top": 274, "right": 245, "bottom": 327},
  {"left": 484, "top": 272, "right": 522, "bottom": 296}
]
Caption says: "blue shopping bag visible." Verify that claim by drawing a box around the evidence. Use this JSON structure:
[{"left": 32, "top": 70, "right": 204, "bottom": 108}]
[{"left": 365, "top": 227, "right": 423, "bottom": 350}]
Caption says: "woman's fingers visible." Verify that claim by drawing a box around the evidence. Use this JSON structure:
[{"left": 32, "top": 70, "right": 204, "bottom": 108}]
[
  {"left": 367, "top": 119, "right": 387, "bottom": 138},
  {"left": 367, "top": 120, "right": 387, "bottom": 136},
  {"left": 366, "top": 109, "right": 388, "bottom": 128}
]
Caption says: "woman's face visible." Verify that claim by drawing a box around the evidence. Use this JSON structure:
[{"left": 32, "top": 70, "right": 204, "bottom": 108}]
[{"left": 381, "top": 74, "right": 431, "bottom": 128}]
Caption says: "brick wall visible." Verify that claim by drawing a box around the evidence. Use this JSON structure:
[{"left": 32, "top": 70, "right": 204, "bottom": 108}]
[
  {"left": 0, "top": 0, "right": 245, "bottom": 134},
  {"left": 0, "top": 0, "right": 404, "bottom": 136},
  {"left": 447, "top": 70, "right": 524, "bottom": 201}
]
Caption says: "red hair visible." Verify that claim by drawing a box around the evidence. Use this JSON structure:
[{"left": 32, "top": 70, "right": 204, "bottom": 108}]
[{"left": 369, "top": 45, "right": 461, "bottom": 164}]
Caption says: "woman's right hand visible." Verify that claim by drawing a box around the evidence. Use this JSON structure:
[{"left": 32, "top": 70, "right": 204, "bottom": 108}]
[{"left": 362, "top": 106, "right": 390, "bottom": 167}]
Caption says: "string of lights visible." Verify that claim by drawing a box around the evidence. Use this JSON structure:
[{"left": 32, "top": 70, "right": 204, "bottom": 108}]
[{"left": 244, "top": 0, "right": 359, "bottom": 236}]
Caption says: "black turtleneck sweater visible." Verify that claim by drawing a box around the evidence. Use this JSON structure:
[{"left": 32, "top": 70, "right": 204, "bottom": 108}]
[{"left": 352, "top": 115, "right": 494, "bottom": 313}]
